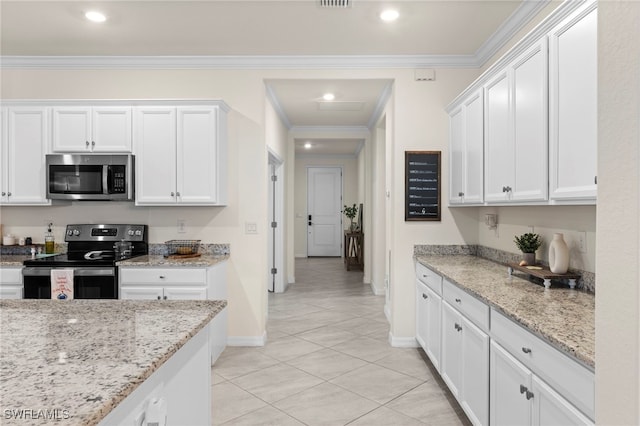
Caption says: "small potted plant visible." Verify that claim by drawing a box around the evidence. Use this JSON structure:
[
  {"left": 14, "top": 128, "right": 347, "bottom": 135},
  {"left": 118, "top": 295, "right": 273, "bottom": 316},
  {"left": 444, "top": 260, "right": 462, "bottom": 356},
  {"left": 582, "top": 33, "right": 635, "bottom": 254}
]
[
  {"left": 343, "top": 204, "right": 358, "bottom": 232},
  {"left": 514, "top": 233, "right": 543, "bottom": 265}
]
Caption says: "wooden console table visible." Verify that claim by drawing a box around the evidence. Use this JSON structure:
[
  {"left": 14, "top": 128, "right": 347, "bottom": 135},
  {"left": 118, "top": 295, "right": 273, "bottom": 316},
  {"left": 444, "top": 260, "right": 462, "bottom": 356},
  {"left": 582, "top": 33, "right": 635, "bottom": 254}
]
[{"left": 344, "top": 231, "right": 364, "bottom": 271}]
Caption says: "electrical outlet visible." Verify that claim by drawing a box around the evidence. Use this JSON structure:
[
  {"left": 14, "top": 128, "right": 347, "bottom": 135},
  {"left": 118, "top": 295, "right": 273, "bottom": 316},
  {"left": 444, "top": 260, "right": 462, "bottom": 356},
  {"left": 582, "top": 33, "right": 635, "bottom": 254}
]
[
  {"left": 177, "top": 219, "right": 186, "bottom": 234},
  {"left": 245, "top": 222, "right": 258, "bottom": 234},
  {"left": 577, "top": 231, "right": 587, "bottom": 253}
]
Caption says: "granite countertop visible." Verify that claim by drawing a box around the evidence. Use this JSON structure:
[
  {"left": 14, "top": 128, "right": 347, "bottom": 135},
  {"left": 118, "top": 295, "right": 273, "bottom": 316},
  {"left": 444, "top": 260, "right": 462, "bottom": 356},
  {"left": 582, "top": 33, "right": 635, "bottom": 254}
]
[
  {"left": 416, "top": 255, "right": 595, "bottom": 369},
  {"left": 0, "top": 299, "right": 227, "bottom": 426},
  {"left": 0, "top": 254, "right": 32, "bottom": 267},
  {"left": 117, "top": 254, "right": 229, "bottom": 267}
]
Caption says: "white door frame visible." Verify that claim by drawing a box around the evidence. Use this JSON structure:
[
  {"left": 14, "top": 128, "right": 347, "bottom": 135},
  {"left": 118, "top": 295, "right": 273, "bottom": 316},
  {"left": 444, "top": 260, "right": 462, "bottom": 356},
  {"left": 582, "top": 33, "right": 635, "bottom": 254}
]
[
  {"left": 268, "top": 149, "right": 286, "bottom": 293},
  {"left": 306, "top": 166, "right": 343, "bottom": 257}
]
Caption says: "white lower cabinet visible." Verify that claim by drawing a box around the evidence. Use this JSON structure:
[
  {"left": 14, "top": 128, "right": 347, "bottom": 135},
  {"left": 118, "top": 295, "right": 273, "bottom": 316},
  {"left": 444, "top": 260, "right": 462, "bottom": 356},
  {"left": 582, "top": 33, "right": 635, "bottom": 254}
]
[
  {"left": 0, "top": 267, "right": 23, "bottom": 299},
  {"left": 119, "top": 262, "right": 228, "bottom": 364},
  {"left": 416, "top": 280, "right": 442, "bottom": 371},
  {"left": 491, "top": 341, "right": 593, "bottom": 426},
  {"left": 441, "top": 301, "right": 489, "bottom": 426}
]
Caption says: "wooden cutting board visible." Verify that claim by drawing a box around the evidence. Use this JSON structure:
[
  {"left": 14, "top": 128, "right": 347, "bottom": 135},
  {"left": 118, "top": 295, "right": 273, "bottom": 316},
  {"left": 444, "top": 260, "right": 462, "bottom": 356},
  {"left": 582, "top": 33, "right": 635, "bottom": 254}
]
[{"left": 165, "top": 253, "right": 202, "bottom": 259}]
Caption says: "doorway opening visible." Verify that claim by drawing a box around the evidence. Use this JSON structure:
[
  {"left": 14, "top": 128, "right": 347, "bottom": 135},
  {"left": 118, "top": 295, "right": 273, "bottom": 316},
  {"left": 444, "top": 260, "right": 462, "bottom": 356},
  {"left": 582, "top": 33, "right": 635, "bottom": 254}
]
[{"left": 306, "top": 166, "right": 343, "bottom": 257}]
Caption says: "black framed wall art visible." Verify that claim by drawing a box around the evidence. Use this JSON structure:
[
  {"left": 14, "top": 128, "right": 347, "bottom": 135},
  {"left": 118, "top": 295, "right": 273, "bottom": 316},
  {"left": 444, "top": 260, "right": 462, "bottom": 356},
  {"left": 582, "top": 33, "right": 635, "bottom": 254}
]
[{"left": 405, "top": 151, "right": 441, "bottom": 221}]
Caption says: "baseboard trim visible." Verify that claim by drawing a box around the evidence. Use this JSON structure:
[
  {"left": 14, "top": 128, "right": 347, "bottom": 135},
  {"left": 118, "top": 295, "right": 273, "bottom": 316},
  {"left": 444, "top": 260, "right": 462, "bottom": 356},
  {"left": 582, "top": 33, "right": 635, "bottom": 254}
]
[
  {"left": 388, "top": 332, "right": 420, "bottom": 348},
  {"left": 288, "top": 275, "right": 295, "bottom": 284},
  {"left": 370, "top": 281, "right": 385, "bottom": 296},
  {"left": 227, "top": 332, "right": 266, "bottom": 347}
]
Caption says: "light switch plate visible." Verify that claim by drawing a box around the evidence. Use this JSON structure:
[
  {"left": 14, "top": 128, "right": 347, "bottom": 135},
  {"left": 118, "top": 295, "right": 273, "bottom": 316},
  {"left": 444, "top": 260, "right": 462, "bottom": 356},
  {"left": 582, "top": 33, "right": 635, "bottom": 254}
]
[{"left": 245, "top": 222, "right": 258, "bottom": 234}]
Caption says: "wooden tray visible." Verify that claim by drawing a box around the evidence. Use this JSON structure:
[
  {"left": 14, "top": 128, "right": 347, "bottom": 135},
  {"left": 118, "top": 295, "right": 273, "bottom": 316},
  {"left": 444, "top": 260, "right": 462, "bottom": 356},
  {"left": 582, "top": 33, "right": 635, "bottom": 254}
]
[
  {"left": 507, "top": 262, "right": 580, "bottom": 289},
  {"left": 165, "top": 253, "right": 202, "bottom": 259}
]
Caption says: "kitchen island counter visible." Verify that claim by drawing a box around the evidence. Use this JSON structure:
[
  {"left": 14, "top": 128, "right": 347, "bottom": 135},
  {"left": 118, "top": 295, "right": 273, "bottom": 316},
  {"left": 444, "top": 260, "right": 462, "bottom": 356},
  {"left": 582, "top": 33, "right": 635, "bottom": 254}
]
[
  {"left": 0, "top": 299, "right": 226, "bottom": 425},
  {"left": 416, "top": 255, "right": 595, "bottom": 369},
  {"left": 117, "top": 254, "right": 229, "bottom": 268}
]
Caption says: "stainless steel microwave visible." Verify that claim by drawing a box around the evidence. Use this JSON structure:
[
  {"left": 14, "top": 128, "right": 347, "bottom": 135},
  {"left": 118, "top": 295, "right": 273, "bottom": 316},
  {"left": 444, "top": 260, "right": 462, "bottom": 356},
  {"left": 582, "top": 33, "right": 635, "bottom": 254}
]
[{"left": 46, "top": 154, "right": 134, "bottom": 201}]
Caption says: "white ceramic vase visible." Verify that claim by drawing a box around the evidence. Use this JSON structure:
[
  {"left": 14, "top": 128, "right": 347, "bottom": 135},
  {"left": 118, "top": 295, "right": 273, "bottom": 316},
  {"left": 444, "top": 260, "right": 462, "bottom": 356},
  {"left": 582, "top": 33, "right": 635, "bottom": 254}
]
[{"left": 549, "top": 233, "right": 569, "bottom": 274}]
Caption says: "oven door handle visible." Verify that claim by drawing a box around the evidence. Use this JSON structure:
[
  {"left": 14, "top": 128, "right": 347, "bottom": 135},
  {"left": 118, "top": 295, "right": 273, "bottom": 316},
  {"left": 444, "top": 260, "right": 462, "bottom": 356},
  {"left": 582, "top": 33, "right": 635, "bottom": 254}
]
[{"left": 22, "top": 267, "right": 115, "bottom": 277}]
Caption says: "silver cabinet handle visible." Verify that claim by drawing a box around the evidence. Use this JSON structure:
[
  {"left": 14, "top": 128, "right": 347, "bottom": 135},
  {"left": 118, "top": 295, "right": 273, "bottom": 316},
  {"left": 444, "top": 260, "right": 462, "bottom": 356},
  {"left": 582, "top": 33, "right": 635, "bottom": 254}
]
[
  {"left": 520, "top": 385, "right": 527, "bottom": 394},
  {"left": 422, "top": 293, "right": 428, "bottom": 299},
  {"left": 455, "top": 298, "right": 461, "bottom": 303},
  {"left": 91, "top": 141, "right": 95, "bottom": 147},
  {"left": 1, "top": 192, "right": 5, "bottom": 196},
  {"left": 526, "top": 390, "right": 534, "bottom": 400},
  {"left": 159, "top": 275, "right": 165, "bottom": 279},
  {"left": 458, "top": 192, "right": 464, "bottom": 197},
  {"left": 170, "top": 192, "right": 175, "bottom": 197},
  {"left": 163, "top": 295, "right": 168, "bottom": 300},
  {"left": 86, "top": 141, "right": 90, "bottom": 147},
  {"left": 6, "top": 192, "right": 11, "bottom": 197},
  {"left": 157, "top": 295, "right": 161, "bottom": 300},
  {"left": 594, "top": 176, "right": 597, "bottom": 185},
  {"left": 522, "top": 347, "right": 532, "bottom": 354},
  {"left": 454, "top": 323, "right": 462, "bottom": 332},
  {"left": 176, "top": 192, "right": 181, "bottom": 197}
]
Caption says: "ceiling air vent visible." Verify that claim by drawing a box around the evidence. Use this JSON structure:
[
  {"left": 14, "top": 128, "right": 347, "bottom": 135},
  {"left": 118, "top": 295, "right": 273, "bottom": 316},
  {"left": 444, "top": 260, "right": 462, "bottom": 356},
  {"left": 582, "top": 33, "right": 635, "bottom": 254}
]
[{"left": 319, "top": 0, "right": 351, "bottom": 8}]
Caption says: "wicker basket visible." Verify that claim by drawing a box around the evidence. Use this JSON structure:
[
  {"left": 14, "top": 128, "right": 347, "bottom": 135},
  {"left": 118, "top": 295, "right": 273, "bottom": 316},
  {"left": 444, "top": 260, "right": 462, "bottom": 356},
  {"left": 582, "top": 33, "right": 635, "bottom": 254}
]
[{"left": 165, "top": 240, "right": 201, "bottom": 256}]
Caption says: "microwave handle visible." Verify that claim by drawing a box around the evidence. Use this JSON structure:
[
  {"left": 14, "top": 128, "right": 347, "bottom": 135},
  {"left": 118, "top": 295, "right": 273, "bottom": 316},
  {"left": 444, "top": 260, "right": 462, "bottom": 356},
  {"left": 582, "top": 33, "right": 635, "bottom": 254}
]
[{"left": 103, "top": 165, "right": 110, "bottom": 195}]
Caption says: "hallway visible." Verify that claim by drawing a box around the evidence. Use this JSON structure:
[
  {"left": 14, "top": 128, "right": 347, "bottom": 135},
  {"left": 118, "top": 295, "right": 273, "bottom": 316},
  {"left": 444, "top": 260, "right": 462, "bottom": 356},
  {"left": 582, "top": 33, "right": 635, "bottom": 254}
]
[{"left": 212, "top": 258, "right": 470, "bottom": 425}]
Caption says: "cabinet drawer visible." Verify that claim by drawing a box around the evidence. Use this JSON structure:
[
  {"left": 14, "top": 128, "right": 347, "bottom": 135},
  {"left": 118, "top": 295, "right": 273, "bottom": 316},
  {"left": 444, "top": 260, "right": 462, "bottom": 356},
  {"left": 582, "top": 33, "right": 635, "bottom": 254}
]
[
  {"left": 416, "top": 262, "right": 442, "bottom": 295},
  {"left": 442, "top": 279, "right": 489, "bottom": 331},
  {"left": 120, "top": 268, "right": 206, "bottom": 285},
  {"left": 0, "top": 268, "right": 22, "bottom": 285},
  {"left": 491, "top": 308, "right": 594, "bottom": 420}
]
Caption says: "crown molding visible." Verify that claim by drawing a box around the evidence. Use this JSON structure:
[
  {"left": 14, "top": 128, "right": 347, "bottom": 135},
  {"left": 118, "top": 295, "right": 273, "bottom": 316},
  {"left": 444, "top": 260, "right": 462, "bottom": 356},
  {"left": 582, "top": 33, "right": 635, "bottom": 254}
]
[
  {"left": 475, "top": 0, "right": 552, "bottom": 66},
  {"left": 0, "top": 54, "right": 481, "bottom": 70}
]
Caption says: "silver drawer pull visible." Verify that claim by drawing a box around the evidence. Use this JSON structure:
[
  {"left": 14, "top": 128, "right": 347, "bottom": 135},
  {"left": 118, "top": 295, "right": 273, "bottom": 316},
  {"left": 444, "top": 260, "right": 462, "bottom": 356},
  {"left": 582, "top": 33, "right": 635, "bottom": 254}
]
[
  {"left": 520, "top": 384, "right": 527, "bottom": 394},
  {"left": 422, "top": 293, "right": 428, "bottom": 299},
  {"left": 163, "top": 295, "right": 168, "bottom": 300},
  {"left": 157, "top": 296, "right": 161, "bottom": 300},
  {"left": 522, "top": 347, "right": 532, "bottom": 354},
  {"left": 455, "top": 298, "right": 461, "bottom": 303},
  {"left": 526, "top": 390, "right": 534, "bottom": 400}
]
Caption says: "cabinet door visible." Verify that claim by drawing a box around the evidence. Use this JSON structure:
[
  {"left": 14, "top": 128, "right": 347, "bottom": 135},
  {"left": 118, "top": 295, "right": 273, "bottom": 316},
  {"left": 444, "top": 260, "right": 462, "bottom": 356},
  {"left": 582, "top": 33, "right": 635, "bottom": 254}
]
[
  {"left": 531, "top": 375, "right": 594, "bottom": 426},
  {"left": 3, "top": 108, "right": 50, "bottom": 205},
  {"left": 92, "top": 107, "right": 132, "bottom": 152},
  {"left": 449, "top": 106, "right": 465, "bottom": 204},
  {"left": 52, "top": 107, "right": 92, "bottom": 152},
  {"left": 164, "top": 286, "right": 207, "bottom": 300},
  {"left": 490, "top": 341, "right": 532, "bottom": 426},
  {"left": 134, "top": 107, "right": 177, "bottom": 205},
  {"left": 0, "top": 108, "right": 7, "bottom": 203},
  {"left": 484, "top": 70, "right": 513, "bottom": 202},
  {"left": 176, "top": 107, "right": 220, "bottom": 204},
  {"left": 441, "top": 301, "right": 462, "bottom": 399},
  {"left": 416, "top": 280, "right": 429, "bottom": 351},
  {"left": 120, "top": 286, "right": 164, "bottom": 300},
  {"left": 460, "top": 315, "right": 489, "bottom": 426},
  {"left": 463, "top": 90, "right": 484, "bottom": 204},
  {"left": 0, "top": 286, "right": 23, "bottom": 299},
  {"left": 424, "top": 284, "right": 442, "bottom": 372},
  {"left": 512, "top": 39, "right": 548, "bottom": 202},
  {"left": 549, "top": 1, "right": 598, "bottom": 201}
]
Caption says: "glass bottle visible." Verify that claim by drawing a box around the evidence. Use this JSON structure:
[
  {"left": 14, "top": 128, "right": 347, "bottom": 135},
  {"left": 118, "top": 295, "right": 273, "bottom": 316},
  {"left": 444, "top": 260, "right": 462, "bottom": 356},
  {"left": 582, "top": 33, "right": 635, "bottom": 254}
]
[{"left": 45, "top": 223, "right": 55, "bottom": 254}]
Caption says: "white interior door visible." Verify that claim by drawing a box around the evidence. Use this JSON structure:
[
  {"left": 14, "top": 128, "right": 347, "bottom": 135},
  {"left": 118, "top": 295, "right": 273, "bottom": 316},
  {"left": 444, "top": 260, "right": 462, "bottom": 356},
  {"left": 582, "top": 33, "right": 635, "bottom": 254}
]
[{"left": 307, "top": 167, "right": 342, "bottom": 257}]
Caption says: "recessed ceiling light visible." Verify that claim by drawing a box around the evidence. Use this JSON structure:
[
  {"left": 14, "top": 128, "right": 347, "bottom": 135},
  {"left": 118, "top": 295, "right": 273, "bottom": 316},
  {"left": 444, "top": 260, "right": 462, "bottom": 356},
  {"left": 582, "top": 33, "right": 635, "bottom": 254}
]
[
  {"left": 380, "top": 9, "right": 399, "bottom": 22},
  {"left": 304, "top": 142, "right": 312, "bottom": 149},
  {"left": 85, "top": 11, "right": 107, "bottom": 23},
  {"left": 323, "top": 93, "right": 335, "bottom": 101}
]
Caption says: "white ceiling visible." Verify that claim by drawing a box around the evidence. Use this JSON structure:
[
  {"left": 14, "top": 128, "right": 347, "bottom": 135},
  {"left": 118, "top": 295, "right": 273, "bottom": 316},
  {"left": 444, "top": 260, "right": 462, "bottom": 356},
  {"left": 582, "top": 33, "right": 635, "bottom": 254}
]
[{"left": 0, "top": 0, "right": 547, "bottom": 155}]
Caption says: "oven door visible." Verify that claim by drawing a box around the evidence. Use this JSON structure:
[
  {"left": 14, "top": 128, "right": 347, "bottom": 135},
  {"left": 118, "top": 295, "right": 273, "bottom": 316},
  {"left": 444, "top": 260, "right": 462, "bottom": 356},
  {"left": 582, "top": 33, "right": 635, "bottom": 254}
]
[{"left": 22, "top": 267, "right": 117, "bottom": 299}]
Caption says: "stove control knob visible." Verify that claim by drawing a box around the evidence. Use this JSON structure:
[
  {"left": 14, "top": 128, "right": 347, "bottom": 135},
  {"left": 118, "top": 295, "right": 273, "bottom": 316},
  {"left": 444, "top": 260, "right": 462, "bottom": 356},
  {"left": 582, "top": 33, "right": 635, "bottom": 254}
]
[
  {"left": 135, "top": 230, "right": 142, "bottom": 236},
  {"left": 128, "top": 230, "right": 135, "bottom": 236},
  {"left": 73, "top": 229, "right": 80, "bottom": 236},
  {"left": 67, "top": 229, "right": 74, "bottom": 237}
]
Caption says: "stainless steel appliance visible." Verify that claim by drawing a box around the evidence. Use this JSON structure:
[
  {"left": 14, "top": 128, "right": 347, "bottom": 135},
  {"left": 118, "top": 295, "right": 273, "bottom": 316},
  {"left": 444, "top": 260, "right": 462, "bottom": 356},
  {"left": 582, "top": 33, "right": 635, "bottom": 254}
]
[
  {"left": 22, "top": 224, "right": 148, "bottom": 299},
  {"left": 46, "top": 154, "right": 134, "bottom": 201}
]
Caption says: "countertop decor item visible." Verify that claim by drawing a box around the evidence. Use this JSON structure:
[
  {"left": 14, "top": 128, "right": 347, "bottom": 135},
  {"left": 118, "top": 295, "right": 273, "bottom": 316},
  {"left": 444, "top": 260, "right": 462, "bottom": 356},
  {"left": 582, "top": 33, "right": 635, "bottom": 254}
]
[
  {"left": 549, "top": 232, "right": 570, "bottom": 274},
  {"left": 343, "top": 204, "right": 358, "bottom": 231},
  {"left": 514, "top": 232, "right": 543, "bottom": 265}
]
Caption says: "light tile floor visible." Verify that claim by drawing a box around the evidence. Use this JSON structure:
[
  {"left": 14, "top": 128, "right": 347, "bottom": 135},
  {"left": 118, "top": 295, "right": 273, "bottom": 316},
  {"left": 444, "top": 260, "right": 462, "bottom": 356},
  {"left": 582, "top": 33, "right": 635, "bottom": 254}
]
[{"left": 212, "top": 257, "right": 471, "bottom": 425}]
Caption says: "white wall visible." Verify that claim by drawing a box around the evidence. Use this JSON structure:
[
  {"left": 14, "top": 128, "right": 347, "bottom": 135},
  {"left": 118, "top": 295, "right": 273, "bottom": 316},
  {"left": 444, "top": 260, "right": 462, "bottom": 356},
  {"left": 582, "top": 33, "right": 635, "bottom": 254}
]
[
  {"left": 293, "top": 154, "right": 358, "bottom": 258},
  {"left": 596, "top": 1, "right": 640, "bottom": 423}
]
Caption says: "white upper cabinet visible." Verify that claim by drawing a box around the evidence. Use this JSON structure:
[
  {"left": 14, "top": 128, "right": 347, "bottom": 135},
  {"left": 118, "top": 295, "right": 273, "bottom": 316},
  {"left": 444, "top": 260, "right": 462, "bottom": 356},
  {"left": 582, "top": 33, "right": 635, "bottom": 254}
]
[
  {"left": 134, "top": 103, "right": 228, "bottom": 206},
  {"left": 1, "top": 107, "right": 51, "bottom": 205},
  {"left": 52, "top": 106, "right": 132, "bottom": 152},
  {"left": 484, "top": 39, "right": 548, "bottom": 203},
  {"left": 449, "top": 89, "right": 484, "bottom": 205},
  {"left": 548, "top": 1, "right": 598, "bottom": 201}
]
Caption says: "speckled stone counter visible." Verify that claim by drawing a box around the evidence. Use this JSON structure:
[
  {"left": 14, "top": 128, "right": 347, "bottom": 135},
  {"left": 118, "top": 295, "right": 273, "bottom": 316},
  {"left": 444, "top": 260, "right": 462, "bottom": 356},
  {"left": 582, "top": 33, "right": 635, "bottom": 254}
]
[
  {"left": 116, "top": 254, "right": 229, "bottom": 267},
  {"left": 0, "top": 254, "right": 31, "bottom": 267},
  {"left": 416, "top": 255, "right": 595, "bottom": 369},
  {"left": 0, "top": 299, "right": 227, "bottom": 426}
]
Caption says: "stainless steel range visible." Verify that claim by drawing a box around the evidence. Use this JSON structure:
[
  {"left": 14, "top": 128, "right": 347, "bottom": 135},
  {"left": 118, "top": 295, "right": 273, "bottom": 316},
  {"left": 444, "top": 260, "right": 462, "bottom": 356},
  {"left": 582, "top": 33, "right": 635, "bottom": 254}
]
[{"left": 22, "top": 224, "right": 148, "bottom": 299}]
